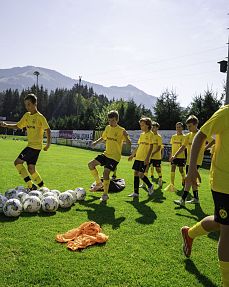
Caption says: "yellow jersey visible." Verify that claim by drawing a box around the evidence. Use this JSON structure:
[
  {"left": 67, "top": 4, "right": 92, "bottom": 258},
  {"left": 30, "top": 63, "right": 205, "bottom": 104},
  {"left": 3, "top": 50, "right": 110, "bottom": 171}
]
[
  {"left": 102, "top": 125, "right": 126, "bottom": 162},
  {"left": 135, "top": 131, "right": 154, "bottom": 161},
  {"left": 151, "top": 133, "right": 162, "bottom": 160},
  {"left": 17, "top": 112, "right": 50, "bottom": 150},
  {"left": 200, "top": 105, "right": 229, "bottom": 194},
  {"left": 170, "top": 134, "right": 185, "bottom": 159}
]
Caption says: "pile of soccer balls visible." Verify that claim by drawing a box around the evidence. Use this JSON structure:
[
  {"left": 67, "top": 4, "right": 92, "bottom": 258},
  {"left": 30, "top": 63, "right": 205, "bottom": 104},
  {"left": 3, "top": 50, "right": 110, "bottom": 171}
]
[{"left": 0, "top": 186, "right": 86, "bottom": 217}]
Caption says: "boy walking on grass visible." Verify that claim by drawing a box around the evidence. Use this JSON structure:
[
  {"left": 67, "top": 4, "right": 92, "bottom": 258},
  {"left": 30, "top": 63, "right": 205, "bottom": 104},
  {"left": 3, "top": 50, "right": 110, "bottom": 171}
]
[
  {"left": 181, "top": 105, "right": 229, "bottom": 287},
  {"left": 128, "top": 117, "right": 154, "bottom": 198},
  {"left": 164, "top": 122, "right": 186, "bottom": 192},
  {"left": 0, "top": 93, "right": 51, "bottom": 190},
  {"left": 88, "top": 110, "right": 131, "bottom": 202}
]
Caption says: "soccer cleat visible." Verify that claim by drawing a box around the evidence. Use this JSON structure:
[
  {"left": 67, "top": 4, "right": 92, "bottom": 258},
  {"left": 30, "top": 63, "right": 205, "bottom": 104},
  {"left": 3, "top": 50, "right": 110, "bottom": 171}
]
[
  {"left": 148, "top": 184, "right": 154, "bottom": 196},
  {"left": 128, "top": 192, "right": 139, "bottom": 198},
  {"left": 174, "top": 198, "right": 185, "bottom": 206},
  {"left": 100, "top": 194, "right": 109, "bottom": 202},
  {"left": 90, "top": 182, "right": 103, "bottom": 192},
  {"left": 181, "top": 226, "right": 193, "bottom": 257},
  {"left": 186, "top": 198, "right": 200, "bottom": 204},
  {"left": 158, "top": 178, "right": 163, "bottom": 187}
]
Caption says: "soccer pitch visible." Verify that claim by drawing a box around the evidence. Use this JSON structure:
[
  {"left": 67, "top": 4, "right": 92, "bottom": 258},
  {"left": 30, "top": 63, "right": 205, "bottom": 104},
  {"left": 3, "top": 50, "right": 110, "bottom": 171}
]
[{"left": 0, "top": 139, "right": 220, "bottom": 287}]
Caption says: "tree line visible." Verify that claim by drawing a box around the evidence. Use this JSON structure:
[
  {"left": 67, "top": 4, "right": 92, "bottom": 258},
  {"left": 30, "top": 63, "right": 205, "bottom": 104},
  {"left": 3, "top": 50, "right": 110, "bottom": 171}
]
[{"left": 0, "top": 83, "right": 225, "bottom": 131}]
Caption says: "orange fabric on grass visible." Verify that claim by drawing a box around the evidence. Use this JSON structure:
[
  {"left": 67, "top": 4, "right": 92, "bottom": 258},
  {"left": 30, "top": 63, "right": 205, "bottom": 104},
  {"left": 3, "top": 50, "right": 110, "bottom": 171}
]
[{"left": 56, "top": 221, "right": 108, "bottom": 251}]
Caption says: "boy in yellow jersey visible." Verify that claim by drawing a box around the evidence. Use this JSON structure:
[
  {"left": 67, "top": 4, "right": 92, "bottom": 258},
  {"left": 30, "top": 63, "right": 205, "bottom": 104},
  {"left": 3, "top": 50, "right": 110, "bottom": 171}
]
[
  {"left": 128, "top": 117, "right": 154, "bottom": 197},
  {"left": 164, "top": 122, "right": 186, "bottom": 192},
  {"left": 181, "top": 106, "right": 229, "bottom": 287},
  {"left": 0, "top": 94, "right": 51, "bottom": 190},
  {"left": 88, "top": 110, "right": 131, "bottom": 202},
  {"left": 150, "top": 122, "right": 163, "bottom": 187},
  {"left": 171, "top": 115, "right": 212, "bottom": 206}
]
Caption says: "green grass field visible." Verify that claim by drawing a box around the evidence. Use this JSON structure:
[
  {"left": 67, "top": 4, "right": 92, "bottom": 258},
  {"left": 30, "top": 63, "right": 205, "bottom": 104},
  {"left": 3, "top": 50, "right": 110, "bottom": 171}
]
[{"left": 0, "top": 139, "right": 221, "bottom": 287}]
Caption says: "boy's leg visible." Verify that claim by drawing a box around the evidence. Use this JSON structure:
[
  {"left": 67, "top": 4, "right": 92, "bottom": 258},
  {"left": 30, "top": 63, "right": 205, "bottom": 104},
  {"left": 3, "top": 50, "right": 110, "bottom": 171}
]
[
  {"left": 14, "top": 158, "right": 33, "bottom": 189},
  {"left": 88, "top": 159, "right": 103, "bottom": 191},
  {"left": 181, "top": 215, "right": 219, "bottom": 257},
  {"left": 29, "top": 165, "right": 44, "bottom": 188},
  {"left": 156, "top": 166, "right": 163, "bottom": 187},
  {"left": 179, "top": 166, "right": 186, "bottom": 186},
  {"left": 219, "top": 225, "right": 229, "bottom": 287},
  {"left": 128, "top": 171, "right": 140, "bottom": 197}
]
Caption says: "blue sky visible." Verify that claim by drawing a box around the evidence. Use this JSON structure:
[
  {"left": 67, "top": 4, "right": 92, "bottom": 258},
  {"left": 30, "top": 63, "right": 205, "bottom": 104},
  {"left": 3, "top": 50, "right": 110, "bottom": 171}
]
[{"left": 0, "top": 0, "right": 228, "bottom": 106}]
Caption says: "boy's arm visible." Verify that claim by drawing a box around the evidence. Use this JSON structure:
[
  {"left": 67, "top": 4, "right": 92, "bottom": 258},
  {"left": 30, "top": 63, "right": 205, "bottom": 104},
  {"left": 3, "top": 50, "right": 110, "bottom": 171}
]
[
  {"left": 185, "top": 131, "right": 207, "bottom": 190},
  {"left": 170, "top": 145, "right": 186, "bottom": 161},
  {"left": 128, "top": 146, "right": 138, "bottom": 161},
  {"left": 43, "top": 128, "right": 51, "bottom": 151},
  {"left": 0, "top": 122, "right": 19, "bottom": 129},
  {"left": 145, "top": 144, "right": 153, "bottom": 165},
  {"left": 204, "top": 138, "right": 215, "bottom": 151},
  {"left": 92, "top": 137, "right": 104, "bottom": 147},
  {"left": 151, "top": 145, "right": 161, "bottom": 157},
  {"left": 123, "top": 130, "right": 131, "bottom": 145}
]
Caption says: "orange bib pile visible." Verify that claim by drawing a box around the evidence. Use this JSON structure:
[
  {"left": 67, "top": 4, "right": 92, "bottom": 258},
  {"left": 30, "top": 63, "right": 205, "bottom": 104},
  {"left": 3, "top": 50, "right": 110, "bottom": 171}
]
[{"left": 56, "top": 221, "right": 108, "bottom": 251}]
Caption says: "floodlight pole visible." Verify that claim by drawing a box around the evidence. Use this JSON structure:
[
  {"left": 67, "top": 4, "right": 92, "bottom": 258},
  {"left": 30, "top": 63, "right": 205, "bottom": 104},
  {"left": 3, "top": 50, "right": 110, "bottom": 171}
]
[{"left": 33, "top": 71, "right": 40, "bottom": 96}]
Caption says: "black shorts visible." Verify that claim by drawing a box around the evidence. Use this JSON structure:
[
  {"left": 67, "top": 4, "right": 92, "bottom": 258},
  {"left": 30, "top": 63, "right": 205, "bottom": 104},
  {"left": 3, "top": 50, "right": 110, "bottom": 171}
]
[
  {"left": 132, "top": 160, "right": 147, "bottom": 173},
  {"left": 186, "top": 165, "right": 200, "bottom": 174},
  {"left": 171, "top": 158, "right": 186, "bottom": 167},
  {"left": 150, "top": 159, "right": 161, "bottom": 167},
  {"left": 95, "top": 154, "right": 118, "bottom": 172},
  {"left": 212, "top": 190, "right": 229, "bottom": 225},
  {"left": 17, "top": 147, "right": 41, "bottom": 165}
]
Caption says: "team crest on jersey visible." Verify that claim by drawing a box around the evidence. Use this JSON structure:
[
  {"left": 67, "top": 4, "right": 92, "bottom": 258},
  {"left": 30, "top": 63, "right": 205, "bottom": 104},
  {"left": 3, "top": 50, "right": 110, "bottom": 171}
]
[
  {"left": 32, "top": 118, "right": 36, "bottom": 124},
  {"left": 219, "top": 209, "right": 228, "bottom": 219}
]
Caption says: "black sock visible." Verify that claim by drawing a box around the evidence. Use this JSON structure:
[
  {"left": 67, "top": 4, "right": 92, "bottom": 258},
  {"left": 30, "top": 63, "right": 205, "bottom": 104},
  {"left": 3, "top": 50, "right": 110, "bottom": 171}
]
[
  {"left": 182, "top": 190, "right": 189, "bottom": 201},
  {"left": 134, "top": 176, "right": 139, "bottom": 193},
  {"left": 141, "top": 176, "right": 152, "bottom": 188},
  {"left": 193, "top": 190, "right": 199, "bottom": 199}
]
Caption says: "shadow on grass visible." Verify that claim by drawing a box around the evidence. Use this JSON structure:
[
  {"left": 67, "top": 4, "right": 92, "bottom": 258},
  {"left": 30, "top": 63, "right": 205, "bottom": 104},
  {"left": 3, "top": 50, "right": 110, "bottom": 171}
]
[
  {"left": 125, "top": 197, "right": 157, "bottom": 224},
  {"left": 0, "top": 213, "right": 20, "bottom": 222},
  {"left": 184, "top": 258, "right": 218, "bottom": 287},
  {"left": 75, "top": 195, "right": 125, "bottom": 229},
  {"left": 175, "top": 204, "right": 219, "bottom": 241}
]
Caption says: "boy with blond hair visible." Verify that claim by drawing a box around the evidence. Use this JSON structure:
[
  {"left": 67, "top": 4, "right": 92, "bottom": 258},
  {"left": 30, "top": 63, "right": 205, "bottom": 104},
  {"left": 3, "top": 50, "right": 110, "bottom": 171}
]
[
  {"left": 88, "top": 110, "right": 131, "bottom": 202},
  {"left": 0, "top": 93, "right": 51, "bottom": 190},
  {"left": 128, "top": 117, "right": 154, "bottom": 197}
]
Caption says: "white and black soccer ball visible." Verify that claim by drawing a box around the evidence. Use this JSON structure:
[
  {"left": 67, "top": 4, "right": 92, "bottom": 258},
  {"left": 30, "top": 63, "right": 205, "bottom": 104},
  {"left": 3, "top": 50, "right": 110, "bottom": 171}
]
[
  {"left": 58, "top": 192, "right": 73, "bottom": 208},
  {"left": 38, "top": 187, "right": 50, "bottom": 194},
  {"left": 50, "top": 189, "right": 61, "bottom": 197},
  {"left": 75, "top": 187, "right": 86, "bottom": 201},
  {"left": 20, "top": 193, "right": 30, "bottom": 204},
  {"left": 0, "top": 194, "right": 8, "bottom": 213},
  {"left": 17, "top": 191, "right": 27, "bottom": 202},
  {"left": 23, "top": 196, "right": 41, "bottom": 213},
  {"left": 15, "top": 186, "right": 27, "bottom": 193},
  {"left": 29, "top": 190, "right": 43, "bottom": 201},
  {"left": 41, "top": 196, "right": 59, "bottom": 212},
  {"left": 3, "top": 199, "right": 23, "bottom": 217},
  {"left": 66, "top": 190, "right": 77, "bottom": 203},
  {"left": 5, "top": 188, "right": 18, "bottom": 199}
]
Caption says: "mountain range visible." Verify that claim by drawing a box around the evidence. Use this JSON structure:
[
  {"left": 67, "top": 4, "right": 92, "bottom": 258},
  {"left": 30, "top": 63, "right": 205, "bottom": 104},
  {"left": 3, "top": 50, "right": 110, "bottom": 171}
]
[{"left": 0, "top": 66, "right": 157, "bottom": 110}]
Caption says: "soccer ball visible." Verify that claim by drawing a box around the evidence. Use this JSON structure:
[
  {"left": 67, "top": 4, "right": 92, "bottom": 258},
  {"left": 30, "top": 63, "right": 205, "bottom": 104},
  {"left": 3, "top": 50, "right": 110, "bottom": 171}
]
[
  {"left": 38, "top": 187, "right": 50, "bottom": 194},
  {"left": 5, "top": 188, "right": 18, "bottom": 199},
  {"left": 17, "top": 191, "right": 27, "bottom": 202},
  {"left": 20, "top": 193, "right": 30, "bottom": 204},
  {"left": 15, "top": 186, "right": 27, "bottom": 193},
  {"left": 75, "top": 187, "right": 86, "bottom": 201},
  {"left": 41, "top": 196, "right": 59, "bottom": 212},
  {"left": 43, "top": 191, "right": 58, "bottom": 198},
  {"left": 58, "top": 192, "right": 73, "bottom": 208},
  {"left": 50, "top": 189, "right": 61, "bottom": 197},
  {"left": 0, "top": 194, "right": 8, "bottom": 213},
  {"left": 29, "top": 190, "right": 43, "bottom": 200},
  {"left": 3, "top": 199, "right": 23, "bottom": 217},
  {"left": 23, "top": 196, "right": 41, "bottom": 213},
  {"left": 66, "top": 190, "right": 77, "bottom": 203}
]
